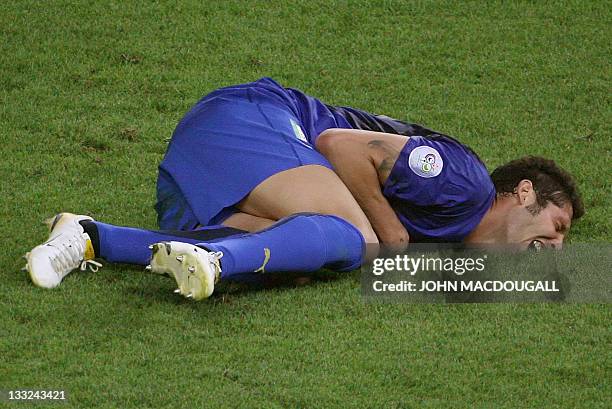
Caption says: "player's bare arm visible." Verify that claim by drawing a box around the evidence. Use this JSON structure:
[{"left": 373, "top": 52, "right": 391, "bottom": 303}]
[{"left": 316, "top": 128, "right": 410, "bottom": 248}]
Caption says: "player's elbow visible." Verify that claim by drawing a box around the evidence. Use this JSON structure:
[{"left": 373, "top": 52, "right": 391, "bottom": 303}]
[{"left": 315, "top": 128, "right": 344, "bottom": 155}]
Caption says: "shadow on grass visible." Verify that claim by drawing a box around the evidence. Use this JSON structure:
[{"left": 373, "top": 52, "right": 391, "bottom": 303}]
[{"left": 113, "top": 263, "right": 360, "bottom": 306}]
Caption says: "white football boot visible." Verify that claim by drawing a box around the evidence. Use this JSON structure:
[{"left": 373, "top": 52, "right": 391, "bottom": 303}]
[
  {"left": 24, "top": 213, "right": 103, "bottom": 288},
  {"left": 148, "top": 241, "right": 223, "bottom": 300}
]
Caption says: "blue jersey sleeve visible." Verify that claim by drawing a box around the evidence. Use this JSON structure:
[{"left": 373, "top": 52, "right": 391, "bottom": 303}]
[{"left": 382, "top": 135, "right": 495, "bottom": 242}]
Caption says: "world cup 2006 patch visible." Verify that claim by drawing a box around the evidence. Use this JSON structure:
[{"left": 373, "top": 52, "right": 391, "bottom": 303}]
[{"left": 408, "top": 145, "right": 443, "bottom": 178}]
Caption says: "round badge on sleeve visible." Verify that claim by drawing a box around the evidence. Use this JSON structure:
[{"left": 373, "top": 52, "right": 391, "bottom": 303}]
[{"left": 408, "top": 145, "right": 443, "bottom": 178}]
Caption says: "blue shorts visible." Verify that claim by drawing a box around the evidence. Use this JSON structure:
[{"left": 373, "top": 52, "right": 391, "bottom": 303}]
[{"left": 155, "top": 85, "right": 332, "bottom": 230}]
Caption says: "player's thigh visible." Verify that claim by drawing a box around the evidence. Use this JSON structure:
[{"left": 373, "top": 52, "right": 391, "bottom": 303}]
[{"left": 237, "top": 165, "right": 378, "bottom": 244}]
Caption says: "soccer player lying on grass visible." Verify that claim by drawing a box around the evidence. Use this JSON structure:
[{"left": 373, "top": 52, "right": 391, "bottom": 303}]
[{"left": 24, "top": 77, "right": 584, "bottom": 300}]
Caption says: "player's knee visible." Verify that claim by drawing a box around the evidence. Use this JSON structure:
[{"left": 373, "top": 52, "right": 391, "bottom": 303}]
[
  {"left": 322, "top": 209, "right": 378, "bottom": 245},
  {"left": 333, "top": 211, "right": 378, "bottom": 245},
  {"left": 330, "top": 215, "right": 379, "bottom": 261},
  {"left": 330, "top": 213, "right": 378, "bottom": 245},
  {"left": 289, "top": 212, "right": 376, "bottom": 245},
  {"left": 356, "top": 224, "right": 378, "bottom": 245}
]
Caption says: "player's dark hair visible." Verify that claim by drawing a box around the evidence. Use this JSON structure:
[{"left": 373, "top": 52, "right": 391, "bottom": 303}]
[{"left": 490, "top": 156, "right": 584, "bottom": 220}]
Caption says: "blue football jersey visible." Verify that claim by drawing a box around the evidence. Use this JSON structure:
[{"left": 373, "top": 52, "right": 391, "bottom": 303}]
[
  {"left": 280, "top": 78, "right": 496, "bottom": 242},
  {"left": 159, "top": 77, "right": 494, "bottom": 241}
]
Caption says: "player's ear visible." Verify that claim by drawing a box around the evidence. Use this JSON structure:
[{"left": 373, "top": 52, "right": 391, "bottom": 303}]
[{"left": 515, "top": 179, "right": 534, "bottom": 205}]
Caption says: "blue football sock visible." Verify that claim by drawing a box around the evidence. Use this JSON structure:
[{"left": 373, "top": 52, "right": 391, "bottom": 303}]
[
  {"left": 90, "top": 222, "right": 245, "bottom": 265},
  {"left": 198, "top": 213, "right": 365, "bottom": 279}
]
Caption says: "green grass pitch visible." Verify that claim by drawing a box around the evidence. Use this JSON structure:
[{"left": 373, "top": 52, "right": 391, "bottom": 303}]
[{"left": 1, "top": 1, "right": 610, "bottom": 408}]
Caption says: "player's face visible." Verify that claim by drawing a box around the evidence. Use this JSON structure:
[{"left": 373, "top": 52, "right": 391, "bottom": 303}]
[{"left": 506, "top": 201, "right": 573, "bottom": 250}]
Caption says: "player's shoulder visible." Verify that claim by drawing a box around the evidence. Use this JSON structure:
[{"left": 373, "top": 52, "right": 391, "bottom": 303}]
[
  {"left": 385, "top": 133, "right": 493, "bottom": 207},
  {"left": 419, "top": 134, "right": 491, "bottom": 199},
  {"left": 418, "top": 134, "right": 487, "bottom": 174}
]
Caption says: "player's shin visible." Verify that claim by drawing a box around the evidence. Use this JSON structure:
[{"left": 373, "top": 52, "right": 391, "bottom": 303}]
[
  {"left": 81, "top": 221, "right": 245, "bottom": 265},
  {"left": 200, "top": 213, "right": 365, "bottom": 279}
]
